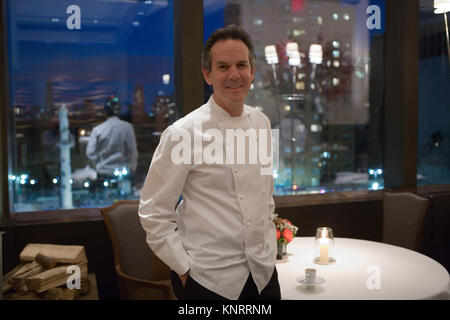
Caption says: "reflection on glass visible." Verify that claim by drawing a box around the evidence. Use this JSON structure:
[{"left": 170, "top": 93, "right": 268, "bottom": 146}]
[
  {"left": 5, "top": 0, "right": 176, "bottom": 212},
  {"left": 204, "top": 0, "right": 385, "bottom": 195},
  {"left": 417, "top": 0, "right": 450, "bottom": 185}
]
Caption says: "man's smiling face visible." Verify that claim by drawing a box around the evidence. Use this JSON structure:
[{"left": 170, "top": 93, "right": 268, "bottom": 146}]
[{"left": 202, "top": 39, "right": 255, "bottom": 116}]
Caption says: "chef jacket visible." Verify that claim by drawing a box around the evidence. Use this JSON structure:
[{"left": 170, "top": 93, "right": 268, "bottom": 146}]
[{"left": 138, "top": 96, "right": 277, "bottom": 299}]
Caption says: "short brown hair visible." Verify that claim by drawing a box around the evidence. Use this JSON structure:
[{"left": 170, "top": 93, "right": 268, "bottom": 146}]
[{"left": 202, "top": 25, "right": 255, "bottom": 72}]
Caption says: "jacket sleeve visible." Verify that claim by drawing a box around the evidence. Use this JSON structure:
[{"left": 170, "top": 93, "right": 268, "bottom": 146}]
[
  {"left": 86, "top": 128, "right": 98, "bottom": 163},
  {"left": 126, "top": 124, "right": 138, "bottom": 173},
  {"left": 138, "top": 126, "right": 191, "bottom": 276}
]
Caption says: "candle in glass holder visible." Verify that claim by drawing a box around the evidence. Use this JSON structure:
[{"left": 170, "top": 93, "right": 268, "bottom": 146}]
[
  {"left": 314, "top": 227, "right": 335, "bottom": 265},
  {"left": 319, "top": 237, "right": 329, "bottom": 263}
]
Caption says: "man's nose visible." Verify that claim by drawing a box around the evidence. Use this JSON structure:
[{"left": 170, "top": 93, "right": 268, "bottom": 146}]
[{"left": 228, "top": 66, "right": 240, "bottom": 80}]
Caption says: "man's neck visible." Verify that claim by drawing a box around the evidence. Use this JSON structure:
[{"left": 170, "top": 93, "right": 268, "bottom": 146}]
[{"left": 213, "top": 95, "right": 243, "bottom": 117}]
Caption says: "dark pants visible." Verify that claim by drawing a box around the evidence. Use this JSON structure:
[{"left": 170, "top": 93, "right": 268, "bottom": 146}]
[{"left": 170, "top": 267, "right": 281, "bottom": 300}]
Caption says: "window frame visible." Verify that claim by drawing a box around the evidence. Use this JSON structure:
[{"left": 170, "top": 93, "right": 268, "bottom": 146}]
[{"left": 2, "top": 0, "right": 448, "bottom": 226}]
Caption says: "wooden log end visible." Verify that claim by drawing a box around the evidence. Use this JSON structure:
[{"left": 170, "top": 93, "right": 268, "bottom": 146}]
[{"left": 35, "top": 253, "right": 57, "bottom": 269}]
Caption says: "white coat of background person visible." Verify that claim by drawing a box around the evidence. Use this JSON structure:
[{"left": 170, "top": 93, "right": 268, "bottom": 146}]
[{"left": 86, "top": 95, "right": 138, "bottom": 177}]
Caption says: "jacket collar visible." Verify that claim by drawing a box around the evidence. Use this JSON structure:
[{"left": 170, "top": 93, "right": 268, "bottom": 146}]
[{"left": 208, "top": 95, "right": 250, "bottom": 120}]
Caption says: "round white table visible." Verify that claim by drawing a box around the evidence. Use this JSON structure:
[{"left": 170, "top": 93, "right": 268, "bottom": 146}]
[{"left": 276, "top": 237, "right": 450, "bottom": 300}]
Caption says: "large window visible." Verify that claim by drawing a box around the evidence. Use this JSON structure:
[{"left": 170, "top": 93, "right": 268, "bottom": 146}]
[
  {"left": 417, "top": 0, "right": 450, "bottom": 186},
  {"left": 204, "top": 0, "right": 385, "bottom": 196},
  {"left": 4, "top": 0, "right": 176, "bottom": 212}
]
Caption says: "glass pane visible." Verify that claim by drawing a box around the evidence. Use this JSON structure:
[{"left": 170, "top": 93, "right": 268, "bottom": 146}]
[
  {"left": 204, "top": 0, "right": 385, "bottom": 195},
  {"left": 4, "top": 0, "right": 176, "bottom": 212},
  {"left": 417, "top": 0, "right": 450, "bottom": 186}
]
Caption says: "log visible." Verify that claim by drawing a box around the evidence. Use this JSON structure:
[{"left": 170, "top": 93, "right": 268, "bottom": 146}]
[
  {"left": 3, "top": 263, "right": 30, "bottom": 281},
  {"left": 10, "top": 262, "right": 43, "bottom": 291},
  {"left": 4, "top": 262, "right": 37, "bottom": 281},
  {"left": 2, "top": 263, "right": 31, "bottom": 292},
  {"left": 40, "top": 287, "right": 80, "bottom": 300},
  {"left": 35, "top": 253, "right": 57, "bottom": 269},
  {"left": 26, "top": 263, "right": 88, "bottom": 293},
  {"left": 20, "top": 243, "right": 88, "bottom": 264},
  {"left": 2, "top": 282, "right": 12, "bottom": 293},
  {"left": 3, "top": 261, "right": 43, "bottom": 292},
  {"left": 78, "top": 276, "right": 91, "bottom": 296}
]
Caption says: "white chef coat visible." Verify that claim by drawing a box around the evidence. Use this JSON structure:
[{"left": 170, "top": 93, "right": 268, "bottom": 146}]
[
  {"left": 86, "top": 116, "right": 138, "bottom": 176},
  {"left": 138, "top": 96, "right": 277, "bottom": 300}
]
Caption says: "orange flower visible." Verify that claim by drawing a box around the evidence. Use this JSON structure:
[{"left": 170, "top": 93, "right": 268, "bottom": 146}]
[
  {"left": 276, "top": 228, "right": 281, "bottom": 240},
  {"left": 282, "top": 229, "right": 294, "bottom": 243}
]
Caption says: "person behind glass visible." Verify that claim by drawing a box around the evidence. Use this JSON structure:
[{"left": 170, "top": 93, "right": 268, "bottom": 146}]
[
  {"left": 86, "top": 95, "right": 138, "bottom": 191},
  {"left": 138, "top": 25, "right": 281, "bottom": 300}
]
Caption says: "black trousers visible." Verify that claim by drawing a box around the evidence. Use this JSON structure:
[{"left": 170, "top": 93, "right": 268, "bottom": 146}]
[{"left": 170, "top": 267, "right": 281, "bottom": 300}]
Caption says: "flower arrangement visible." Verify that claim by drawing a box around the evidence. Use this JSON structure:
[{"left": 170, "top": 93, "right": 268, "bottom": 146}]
[{"left": 274, "top": 213, "right": 299, "bottom": 244}]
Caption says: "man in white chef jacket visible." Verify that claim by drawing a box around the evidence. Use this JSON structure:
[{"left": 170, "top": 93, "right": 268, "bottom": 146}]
[{"left": 138, "top": 25, "right": 280, "bottom": 300}]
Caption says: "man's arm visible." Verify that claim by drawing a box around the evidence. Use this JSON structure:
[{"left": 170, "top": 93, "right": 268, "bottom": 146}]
[
  {"left": 138, "top": 126, "right": 191, "bottom": 279},
  {"left": 126, "top": 124, "right": 138, "bottom": 172},
  {"left": 86, "top": 128, "right": 98, "bottom": 163}
]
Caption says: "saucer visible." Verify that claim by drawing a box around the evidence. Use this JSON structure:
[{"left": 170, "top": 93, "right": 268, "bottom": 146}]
[{"left": 296, "top": 276, "right": 326, "bottom": 286}]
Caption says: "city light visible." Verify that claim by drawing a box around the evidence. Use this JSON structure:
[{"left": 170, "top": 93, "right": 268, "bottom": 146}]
[
  {"left": 311, "top": 124, "right": 321, "bottom": 132},
  {"left": 369, "top": 168, "right": 384, "bottom": 178},
  {"left": 162, "top": 74, "right": 170, "bottom": 85},
  {"left": 253, "top": 18, "right": 263, "bottom": 26}
]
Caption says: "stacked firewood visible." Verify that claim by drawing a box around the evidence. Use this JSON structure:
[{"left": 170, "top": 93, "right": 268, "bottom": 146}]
[{"left": 3, "top": 243, "right": 91, "bottom": 300}]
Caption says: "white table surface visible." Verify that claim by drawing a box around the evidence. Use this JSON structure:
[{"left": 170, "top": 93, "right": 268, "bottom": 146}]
[{"left": 276, "top": 237, "right": 450, "bottom": 300}]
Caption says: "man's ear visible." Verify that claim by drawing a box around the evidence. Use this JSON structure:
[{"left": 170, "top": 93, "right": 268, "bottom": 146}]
[{"left": 202, "top": 68, "right": 212, "bottom": 86}]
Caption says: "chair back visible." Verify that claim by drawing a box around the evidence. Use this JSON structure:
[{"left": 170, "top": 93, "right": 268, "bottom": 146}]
[
  {"left": 102, "top": 200, "right": 170, "bottom": 282},
  {"left": 382, "top": 191, "right": 431, "bottom": 251}
]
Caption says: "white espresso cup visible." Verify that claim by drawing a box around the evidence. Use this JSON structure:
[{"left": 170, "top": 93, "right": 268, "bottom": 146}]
[{"left": 305, "top": 268, "right": 317, "bottom": 289}]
